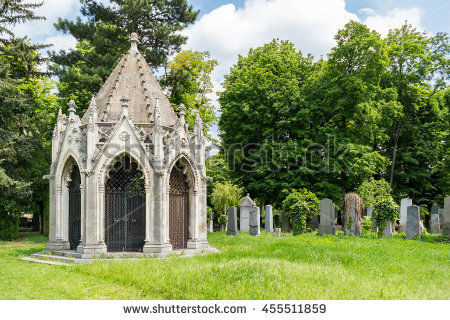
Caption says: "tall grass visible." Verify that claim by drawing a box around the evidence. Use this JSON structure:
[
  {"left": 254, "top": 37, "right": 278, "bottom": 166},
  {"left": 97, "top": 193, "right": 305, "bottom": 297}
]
[{"left": 1, "top": 232, "right": 448, "bottom": 299}]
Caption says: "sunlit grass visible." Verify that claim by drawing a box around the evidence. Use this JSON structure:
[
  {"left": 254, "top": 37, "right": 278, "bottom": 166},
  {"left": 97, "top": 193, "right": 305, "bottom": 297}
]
[{"left": 1, "top": 232, "right": 448, "bottom": 299}]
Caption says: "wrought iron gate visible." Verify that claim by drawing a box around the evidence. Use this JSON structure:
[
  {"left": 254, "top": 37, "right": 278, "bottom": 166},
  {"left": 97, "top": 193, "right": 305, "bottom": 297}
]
[
  {"left": 169, "top": 165, "right": 189, "bottom": 250},
  {"left": 105, "top": 156, "right": 146, "bottom": 252},
  {"left": 68, "top": 165, "right": 81, "bottom": 250}
]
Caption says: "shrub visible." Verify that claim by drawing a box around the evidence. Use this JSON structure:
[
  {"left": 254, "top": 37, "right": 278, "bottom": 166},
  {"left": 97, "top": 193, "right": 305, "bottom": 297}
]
[
  {"left": 356, "top": 178, "right": 392, "bottom": 208},
  {"left": 373, "top": 198, "right": 399, "bottom": 233},
  {"left": 206, "top": 206, "right": 214, "bottom": 223},
  {"left": 218, "top": 214, "right": 227, "bottom": 228},
  {"left": 362, "top": 216, "right": 372, "bottom": 232},
  {"left": 282, "top": 189, "right": 320, "bottom": 235},
  {"left": 0, "top": 215, "right": 19, "bottom": 240}
]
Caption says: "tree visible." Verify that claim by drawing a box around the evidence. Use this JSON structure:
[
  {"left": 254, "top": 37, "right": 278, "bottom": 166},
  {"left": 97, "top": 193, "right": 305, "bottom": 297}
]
[
  {"left": 355, "top": 178, "right": 392, "bottom": 208},
  {"left": 161, "top": 50, "right": 218, "bottom": 138},
  {"left": 210, "top": 182, "right": 244, "bottom": 217},
  {"left": 50, "top": 0, "right": 199, "bottom": 111},
  {"left": 282, "top": 188, "right": 320, "bottom": 235}
]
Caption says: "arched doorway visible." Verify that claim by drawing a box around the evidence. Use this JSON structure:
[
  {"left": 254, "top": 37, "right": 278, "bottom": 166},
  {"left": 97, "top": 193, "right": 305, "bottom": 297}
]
[
  {"left": 68, "top": 165, "right": 81, "bottom": 250},
  {"left": 169, "top": 162, "right": 189, "bottom": 250},
  {"left": 105, "top": 155, "right": 146, "bottom": 252}
]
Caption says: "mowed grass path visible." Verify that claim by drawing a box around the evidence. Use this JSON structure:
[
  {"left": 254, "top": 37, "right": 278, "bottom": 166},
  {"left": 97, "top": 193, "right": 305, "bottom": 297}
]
[{"left": 1, "top": 232, "right": 449, "bottom": 299}]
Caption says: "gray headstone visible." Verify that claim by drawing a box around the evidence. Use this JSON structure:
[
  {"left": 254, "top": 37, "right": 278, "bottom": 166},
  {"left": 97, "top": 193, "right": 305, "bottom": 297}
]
[
  {"left": 281, "top": 210, "right": 290, "bottom": 233},
  {"left": 366, "top": 207, "right": 373, "bottom": 217},
  {"left": 318, "top": 198, "right": 336, "bottom": 235},
  {"left": 444, "top": 196, "right": 450, "bottom": 236},
  {"left": 430, "top": 214, "right": 441, "bottom": 234},
  {"left": 406, "top": 205, "right": 421, "bottom": 239},
  {"left": 310, "top": 215, "right": 320, "bottom": 231},
  {"left": 382, "top": 220, "right": 393, "bottom": 238},
  {"left": 343, "top": 195, "right": 362, "bottom": 236},
  {"left": 239, "top": 194, "right": 255, "bottom": 232},
  {"left": 226, "top": 206, "right": 239, "bottom": 236},
  {"left": 400, "top": 198, "right": 412, "bottom": 233},
  {"left": 265, "top": 205, "right": 273, "bottom": 232},
  {"left": 207, "top": 220, "right": 214, "bottom": 233},
  {"left": 273, "top": 228, "right": 281, "bottom": 237},
  {"left": 439, "top": 208, "right": 444, "bottom": 230},
  {"left": 249, "top": 206, "right": 260, "bottom": 236},
  {"left": 431, "top": 205, "right": 440, "bottom": 215},
  {"left": 370, "top": 219, "right": 378, "bottom": 233}
]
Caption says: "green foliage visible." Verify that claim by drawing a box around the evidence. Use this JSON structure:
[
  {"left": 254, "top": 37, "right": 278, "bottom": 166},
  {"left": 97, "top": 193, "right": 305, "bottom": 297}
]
[
  {"left": 161, "top": 50, "right": 218, "bottom": 138},
  {"left": 282, "top": 189, "right": 320, "bottom": 235},
  {"left": 50, "top": 0, "right": 199, "bottom": 111},
  {"left": 210, "top": 182, "right": 244, "bottom": 216},
  {"left": 356, "top": 178, "right": 392, "bottom": 208},
  {"left": 0, "top": 215, "right": 18, "bottom": 240},
  {"left": 362, "top": 216, "right": 372, "bottom": 232},
  {"left": 373, "top": 198, "right": 399, "bottom": 232},
  {"left": 206, "top": 206, "right": 214, "bottom": 223},
  {"left": 218, "top": 214, "right": 227, "bottom": 227}
]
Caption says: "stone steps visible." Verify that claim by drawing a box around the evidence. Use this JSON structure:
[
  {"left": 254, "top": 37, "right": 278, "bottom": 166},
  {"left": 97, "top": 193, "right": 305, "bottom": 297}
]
[
  {"left": 20, "top": 256, "right": 71, "bottom": 267},
  {"left": 31, "top": 253, "right": 94, "bottom": 264}
]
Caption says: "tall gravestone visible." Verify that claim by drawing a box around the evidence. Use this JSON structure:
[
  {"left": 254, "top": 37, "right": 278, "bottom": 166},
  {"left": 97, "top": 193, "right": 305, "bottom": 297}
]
[
  {"left": 382, "top": 221, "right": 393, "bottom": 238},
  {"left": 207, "top": 220, "right": 214, "bottom": 233},
  {"left": 406, "top": 205, "right": 421, "bottom": 239},
  {"left": 430, "top": 214, "right": 440, "bottom": 234},
  {"left": 265, "top": 205, "right": 273, "bottom": 232},
  {"left": 343, "top": 194, "right": 362, "bottom": 236},
  {"left": 281, "top": 210, "right": 290, "bottom": 233},
  {"left": 226, "top": 206, "right": 239, "bottom": 236},
  {"left": 444, "top": 197, "right": 450, "bottom": 236},
  {"left": 438, "top": 208, "right": 444, "bottom": 230},
  {"left": 399, "top": 198, "right": 412, "bottom": 233},
  {"left": 318, "top": 198, "right": 335, "bottom": 235},
  {"left": 239, "top": 194, "right": 255, "bottom": 232},
  {"left": 249, "top": 206, "right": 260, "bottom": 236}
]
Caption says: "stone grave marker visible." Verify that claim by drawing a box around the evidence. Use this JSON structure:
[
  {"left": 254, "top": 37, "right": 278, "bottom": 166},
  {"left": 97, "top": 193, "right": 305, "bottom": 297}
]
[
  {"left": 226, "top": 206, "right": 239, "bottom": 236},
  {"left": 318, "top": 198, "right": 335, "bottom": 235},
  {"left": 281, "top": 210, "right": 290, "bottom": 233},
  {"left": 382, "top": 221, "right": 393, "bottom": 238},
  {"left": 400, "top": 198, "right": 412, "bottom": 233},
  {"left": 249, "top": 206, "right": 260, "bottom": 236},
  {"left": 265, "top": 205, "right": 273, "bottom": 232},
  {"left": 343, "top": 194, "right": 362, "bottom": 236},
  {"left": 239, "top": 194, "right": 256, "bottom": 232},
  {"left": 406, "top": 205, "right": 421, "bottom": 239},
  {"left": 273, "top": 228, "right": 281, "bottom": 237}
]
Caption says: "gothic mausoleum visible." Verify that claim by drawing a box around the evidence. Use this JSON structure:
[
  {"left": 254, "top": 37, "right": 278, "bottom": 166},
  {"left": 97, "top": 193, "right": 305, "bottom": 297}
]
[{"left": 44, "top": 33, "right": 209, "bottom": 254}]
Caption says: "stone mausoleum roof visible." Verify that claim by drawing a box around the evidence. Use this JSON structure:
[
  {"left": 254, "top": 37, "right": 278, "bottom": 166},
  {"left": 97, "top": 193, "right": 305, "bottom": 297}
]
[{"left": 81, "top": 32, "right": 177, "bottom": 126}]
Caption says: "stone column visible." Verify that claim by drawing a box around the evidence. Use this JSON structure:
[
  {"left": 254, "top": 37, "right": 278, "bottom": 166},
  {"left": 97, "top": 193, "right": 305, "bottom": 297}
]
[
  {"left": 226, "top": 206, "right": 238, "bottom": 236},
  {"left": 249, "top": 206, "right": 260, "bottom": 236},
  {"left": 77, "top": 173, "right": 86, "bottom": 251},
  {"left": 144, "top": 184, "right": 152, "bottom": 246},
  {"left": 46, "top": 176, "right": 69, "bottom": 250},
  {"left": 144, "top": 172, "right": 172, "bottom": 253},
  {"left": 406, "top": 205, "right": 421, "bottom": 240},
  {"left": 265, "top": 205, "right": 273, "bottom": 232},
  {"left": 318, "top": 198, "right": 335, "bottom": 235},
  {"left": 444, "top": 196, "right": 450, "bottom": 236},
  {"left": 399, "top": 198, "right": 412, "bottom": 233}
]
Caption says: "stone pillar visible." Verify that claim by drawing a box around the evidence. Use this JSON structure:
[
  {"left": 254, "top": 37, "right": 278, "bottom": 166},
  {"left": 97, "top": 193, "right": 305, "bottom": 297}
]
[
  {"left": 265, "top": 205, "right": 273, "bottom": 232},
  {"left": 46, "top": 176, "right": 69, "bottom": 250},
  {"left": 77, "top": 174, "right": 86, "bottom": 251},
  {"left": 444, "top": 196, "right": 450, "bottom": 236},
  {"left": 406, "top": 205, "right": 421, "bottom": 240},
  {"left": 318, "top": 198, "right": 335, "bottom": 235},
  {"left": 399, "top": 198, "right": 412, "bottom": 233},
  {"left": 249, "top": 206, "right": 260, "bottom": 236},
  {"left": 343, "top": 194, "right": 362, "bottom": 236},
  {"left": 144, "top": 172, "right": 172, "bottom": 253},
  {"left": 226, "top": 206, "right": 239, "bottom": 236},
  {"left": 382, "top": 221, "right": 393, "bottom": 238},
  {"left": 281, "top": 210, "right": 290, "bottom": 233}
]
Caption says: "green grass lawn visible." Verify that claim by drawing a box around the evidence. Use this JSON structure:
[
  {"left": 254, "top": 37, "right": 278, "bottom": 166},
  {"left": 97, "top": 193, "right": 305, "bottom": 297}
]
[{"left": 1, "top": 232, "right": 449, "bottom": 299}]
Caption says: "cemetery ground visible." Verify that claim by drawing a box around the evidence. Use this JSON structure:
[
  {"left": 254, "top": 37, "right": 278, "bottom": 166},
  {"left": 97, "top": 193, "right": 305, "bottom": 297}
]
[{"left": 1, "top": 232, "right": 448, "bottom": 300}]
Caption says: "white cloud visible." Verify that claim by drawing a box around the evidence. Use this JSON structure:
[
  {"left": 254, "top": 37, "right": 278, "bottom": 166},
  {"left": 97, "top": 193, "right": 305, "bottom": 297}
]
[
  {"left": 43, "top": 34, "right": 77, "bottom": 53},
  {"left": 361, "top": 7, "right": 423, "bottom": 37},
  {"left": 184, "top": 0, "right": 358, "bottom": 80}
]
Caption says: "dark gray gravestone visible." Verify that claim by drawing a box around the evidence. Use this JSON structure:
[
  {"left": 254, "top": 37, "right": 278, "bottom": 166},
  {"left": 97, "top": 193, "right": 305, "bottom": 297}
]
[
  {"left": 366, "top": 207, "right": 373, "bottom": 217},
  {"left": 265, "top": 205, "right": 273, "bottom": 232},
  {"left": 318, "top": 198, "right": 335, "bottom": 235},
  {"left": 444, "top": 197, "right": 450, "bottom": 236},
  {"left": 249, "top": 206, "right": 260, "bottom": 236},
  {"left": 431, "top": 205, "right": 440, "bottom": 215},
  {"left": 382, "top": 221, "right": 393, "bottom": 238},
  {"left": 226, "top": 206, "right": 239, "bottom": 236},
  {"left": 310, "top": 215, "right": 320, "bottom": 231},
  {"left": 406, "top": 205, "right": 421, "bottom": 239},
  {"left": 430, "top": 214, "right": 440, "bottom": 234},
  {"left": 281, "top": 210, "right": 290, "bottom": 233}
]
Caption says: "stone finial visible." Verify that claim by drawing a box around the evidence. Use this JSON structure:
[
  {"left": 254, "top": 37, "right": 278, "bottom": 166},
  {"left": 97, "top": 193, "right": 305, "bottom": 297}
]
[
  {"left": 129, "top": 32, "right": 139, "bottom": 51},
  {"left": 154, "top": 97, "right": 162, "bottom": 129},
  {"left": 57, "top": 107, "right": 63, "bottom": 121},
  {"left": 121, "top": 95, "right": 130, "bottom": 116},
  {"left": 68, "top": 100, "right": 76, "bottom": 114},
  {"left": 179, "top": 103, "right": 186, "bottom": 124}
]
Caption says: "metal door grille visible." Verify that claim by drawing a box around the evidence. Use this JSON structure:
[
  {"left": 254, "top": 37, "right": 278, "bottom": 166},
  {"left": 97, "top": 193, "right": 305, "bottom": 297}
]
[
  {"left": 169, "top": 165, "right": 189, "bottom": 250},
  {"left": 68, "top": 165, "right": 81, "bottom": 250},
  {"left": 105, "top": 156, "right": 146, "bottom": 252}
]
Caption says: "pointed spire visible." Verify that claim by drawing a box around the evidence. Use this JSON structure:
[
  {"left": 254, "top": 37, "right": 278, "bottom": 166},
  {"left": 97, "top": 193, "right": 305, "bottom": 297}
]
[
  {"left": 195, "top": 109, "right": 203, "bottom": 132},
  {"left": 88, "top": 96, "right": 97, "bottom": 122},
  {"left": 57, "top": 107, "right": 63, "bottom": 121},
  {"left": 179, "top": 103, "right": 186, "bottom": 125},
  {"left": 129, "top": 32, "right": 139, "bottom": 51}
]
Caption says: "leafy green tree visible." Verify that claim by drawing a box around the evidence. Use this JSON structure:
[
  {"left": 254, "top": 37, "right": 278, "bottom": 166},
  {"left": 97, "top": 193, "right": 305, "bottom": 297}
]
[
  {"left": 161, "top": 50, "right": 218, "bottom": 137},
  {"left": 282, "top": 188, "right": 319, "bottom": 235},
  {"left": 50, "top": 0, "right": 199, "bottom": 111},
  {"left": 210, "top": 182, "right": 244, "bottom": 217},
  {"left": 356, "top": 178, "right": 392, "bottom": 208}
]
